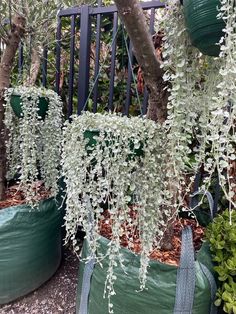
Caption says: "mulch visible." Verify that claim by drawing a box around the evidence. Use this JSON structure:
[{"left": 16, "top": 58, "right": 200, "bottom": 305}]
[
  {"left": 99, "top": 207, "right": 205, "bottom": 266},
  {"left": 0, "top": 182, "right": 51, "bottom": 209}
]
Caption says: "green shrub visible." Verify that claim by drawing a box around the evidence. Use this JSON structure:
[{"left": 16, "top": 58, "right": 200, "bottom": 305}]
[{"left": 206, "top": 210, "right": 236, "bottom": 314}]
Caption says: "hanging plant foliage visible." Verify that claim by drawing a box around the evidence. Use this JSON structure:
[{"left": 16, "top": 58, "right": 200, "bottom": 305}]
[
  {"left": 4, "top": 86, "right": 63, "bottom": 203},
  {"left": 10, "top": 93, "right": 48, "bottom": 119},
  {"left": 61, "top": 112, "right": 180, "bottom": 299},
  {"left": 161, "top": 0, "right": 236, "bottom": 208}
]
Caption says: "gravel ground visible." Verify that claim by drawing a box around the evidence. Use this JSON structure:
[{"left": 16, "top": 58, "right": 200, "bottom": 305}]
[{"left": 0, "top": 249, "right": 80, "bottom": 314}]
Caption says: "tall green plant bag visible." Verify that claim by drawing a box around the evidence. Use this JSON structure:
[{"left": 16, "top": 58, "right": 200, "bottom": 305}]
[
  {"left": 0, "top": 197, "right": 63, "bottom": 304},
  {"left": 183, "top": 0, "right": 225, "bottom": 56},
  {"left": 76, "top": 191, "right": 218, "bottom": 314},
  {"left": 77, "top": 233, "right": 216, "bottom": 314}
]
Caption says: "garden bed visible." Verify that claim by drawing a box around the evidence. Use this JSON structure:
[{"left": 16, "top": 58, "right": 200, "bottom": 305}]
[{"left": 0, "top": 191, "right": 63, "bottom": 304}]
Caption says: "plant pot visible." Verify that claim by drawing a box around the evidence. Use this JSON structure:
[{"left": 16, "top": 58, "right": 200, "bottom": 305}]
[
  {"left": 84, "top": 129, "right": 143, "bottom": 158},
  {"left": 183, "top": 0, "right": 225, "bottom": 57},
  {"left": 10, "top": 94, "right": 49, "bottom": 119},
  {"left": 76, "top": 231, "right": 217, "bottom": 314},
  {"left": 0, "top": 197, "right": 63, "bottom": 304}
]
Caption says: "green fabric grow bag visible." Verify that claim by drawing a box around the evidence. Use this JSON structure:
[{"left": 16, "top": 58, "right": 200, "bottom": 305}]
[
  {"left": 183, "top": 0, "right": 225, "bottom": 56},
  {"left": 10, "top": 94, "right": 49, "bottom": 118},
  {"left": 77, "top": 234, "right": 216, "bottom": 314},
  {"left": 0, "top": 197, "right": 63, "bottom": 304}
]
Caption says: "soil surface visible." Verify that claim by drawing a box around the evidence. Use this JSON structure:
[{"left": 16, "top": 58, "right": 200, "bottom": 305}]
[
  {"left": 0, "top": 249, "right": 80, "bottom": 314},
  {"left": 100, "top": 208, "right": 205, "bottom": 266},
  {"left": 0, "top": 183, "right": 51, "bottom": 209}
]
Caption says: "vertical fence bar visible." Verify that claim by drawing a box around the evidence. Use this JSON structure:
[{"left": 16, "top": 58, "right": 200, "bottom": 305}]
[
  {"left": 108, "top": 12, "right": 118, "bottom": 111},
  {"left": 68, "top": 15, "right": 76, "bottom": 117},
  {"left": 56, "top": 16, "right": 62, "bottom": 94},
  {"left": 142, "top": 8, "right": 156, "bottom": 114},
  {"left": 93, "top": 0, "right": 102, "bottom": 113},
  {"left": 149, "top": 7, "right": 156, "bottom": 34},
  {"left": 77, "top": 5, "right": 91, "bottom": 115},
  {"left": 124, "top": 41, "right": 133, "bottom": 116},
  {"left": 42, "top": 47, "right": 48, "bottom": 87},
  {"left": 142, "top": 87, "right": 149, "bottom": 114},
  {"left": 18, "top": 42, "right": 24, "bottom": 81}
]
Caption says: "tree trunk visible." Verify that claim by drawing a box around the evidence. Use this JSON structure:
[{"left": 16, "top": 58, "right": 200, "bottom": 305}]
[
  {"left": 25, "top": 48, "right": 41, "bottom": 86},
  {"left": 113, "top": 0, "right": 167, "bottom": 123},
  {"left": 114, "top": 0, "right": 176, "bottom": 250},
  {"left": 0, "top": 15, "right": 26, "bottom": 200}
]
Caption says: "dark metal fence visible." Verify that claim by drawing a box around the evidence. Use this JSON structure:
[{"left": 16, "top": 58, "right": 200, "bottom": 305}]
[{"left": 55, "top": 0, "right": 165, "bottom": 117}]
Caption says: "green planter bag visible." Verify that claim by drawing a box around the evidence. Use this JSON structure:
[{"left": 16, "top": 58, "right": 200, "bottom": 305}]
[
  {"left": 77, "top": 231, "right": 216, "bottom": 314},
  {"left": 0, "top": 197, "right": 63, "bottom": 304},
  {"left": 76, "top": 192, "right": 217, "bottom": 314}
]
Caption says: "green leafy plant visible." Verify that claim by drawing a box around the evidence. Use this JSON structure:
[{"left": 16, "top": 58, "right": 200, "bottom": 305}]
[{"left": 206, "top": 210, "right": 236, "bottom": 313}]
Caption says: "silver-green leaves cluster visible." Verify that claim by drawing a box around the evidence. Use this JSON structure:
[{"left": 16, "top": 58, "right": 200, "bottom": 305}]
[
  {"left": 4, "top": 86, "right": 63, "bottom": 204},
  {"left": 62, "top": 112, "right": 174, "bottom": 311},
  {"left": 162, "top": 0, "right": 236, "bottom": 212}
]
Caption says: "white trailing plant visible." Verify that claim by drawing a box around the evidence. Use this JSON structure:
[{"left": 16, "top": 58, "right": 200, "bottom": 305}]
[
  {"left": 161, "top": 0, "right": 236, "bottom": 212},
  {"left": 4, "top": 86, "right": 63, "bottom": 204},
  {"left": 62, "top": 112, "right": 175, "bottom": 310}
]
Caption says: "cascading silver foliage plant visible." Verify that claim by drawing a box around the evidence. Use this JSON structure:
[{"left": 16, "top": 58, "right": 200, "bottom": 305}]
[
  {"left": 4, "top": 86, "right": 63, "bottom": 204},
  {"left": 62, "top": 112, "right": 175, "bottom": 310},
  {"left": 161, "top": 0, "right": 236, "bottom": 214}
]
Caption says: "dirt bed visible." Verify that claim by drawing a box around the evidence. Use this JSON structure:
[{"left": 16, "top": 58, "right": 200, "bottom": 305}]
[{"left": 0, "top": 249, "right": 79, "bottom": 314}]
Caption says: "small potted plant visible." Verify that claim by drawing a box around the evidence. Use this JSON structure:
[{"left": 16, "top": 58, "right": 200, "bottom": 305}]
[{"left": 0, "top": 86, "right": 64, "bottom": 304}]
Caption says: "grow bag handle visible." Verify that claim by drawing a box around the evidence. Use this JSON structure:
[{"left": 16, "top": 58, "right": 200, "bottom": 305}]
[
  {"left": 174, "top": 226, "right": 196, "bottom": 314},
  {"left": 79, "top": 258, "right": 95, "bottom": 314},
  {"left": 190, "top": 190, "right": 214, "bottom": 220},
  {"left": 79, "top": 196, "right": 96, "bottom": 314},
  {"left": 174, "top": 227, "right": 217, "bottom": 314}
]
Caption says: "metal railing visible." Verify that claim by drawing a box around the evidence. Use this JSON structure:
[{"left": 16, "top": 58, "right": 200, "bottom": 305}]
[{"left": 55, "top": 0, "right": 165, "bottom": 117}]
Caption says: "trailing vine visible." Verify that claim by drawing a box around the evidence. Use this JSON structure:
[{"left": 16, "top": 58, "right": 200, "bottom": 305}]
[
  {"left": 161, "top": 0, "right": 236, "bottom": 212},
  {"left": 62, "top": 112, "right": 175, "bottom": 311},
  {"left": 4, "top": 86, "right": 63, "bottom": 204}
]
